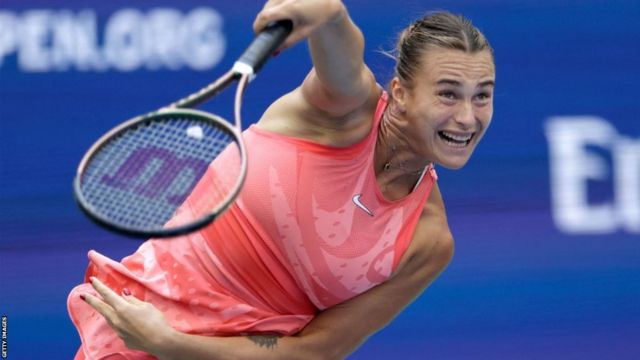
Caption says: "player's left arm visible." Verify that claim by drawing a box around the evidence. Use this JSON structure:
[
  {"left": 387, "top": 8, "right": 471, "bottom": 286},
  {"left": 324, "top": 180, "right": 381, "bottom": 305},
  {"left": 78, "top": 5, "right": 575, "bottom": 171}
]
[{"left": 84, "top": 184, "right": 453, "bottom": 360}]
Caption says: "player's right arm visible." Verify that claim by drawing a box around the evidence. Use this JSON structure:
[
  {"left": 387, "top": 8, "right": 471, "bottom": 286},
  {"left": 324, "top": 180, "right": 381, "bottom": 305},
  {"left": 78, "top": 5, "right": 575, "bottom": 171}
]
[{"left": 254, "top": 0, "right": 379, "bottom": 128}]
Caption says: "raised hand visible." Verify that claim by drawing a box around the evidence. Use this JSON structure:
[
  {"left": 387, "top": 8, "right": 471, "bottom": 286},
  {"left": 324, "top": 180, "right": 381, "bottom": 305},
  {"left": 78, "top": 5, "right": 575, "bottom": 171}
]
[{"left": 253, "top": 0, "right": 346, "bottom": 51}]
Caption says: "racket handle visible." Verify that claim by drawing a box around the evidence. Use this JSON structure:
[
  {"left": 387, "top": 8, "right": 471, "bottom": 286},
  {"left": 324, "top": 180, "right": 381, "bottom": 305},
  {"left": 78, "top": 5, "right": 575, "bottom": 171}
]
[{"left": 234, "top": 19, "right": 293, "bottom": 77}]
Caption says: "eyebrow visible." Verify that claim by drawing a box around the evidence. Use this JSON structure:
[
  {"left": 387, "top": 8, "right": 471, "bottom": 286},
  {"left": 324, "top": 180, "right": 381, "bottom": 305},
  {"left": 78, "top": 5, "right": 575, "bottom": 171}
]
[
  {"left": 479, "top": 80, "right": 495, "bottom": 88},
  {"left": 436, "top": 79, "right": 495, "bottom": 88}
]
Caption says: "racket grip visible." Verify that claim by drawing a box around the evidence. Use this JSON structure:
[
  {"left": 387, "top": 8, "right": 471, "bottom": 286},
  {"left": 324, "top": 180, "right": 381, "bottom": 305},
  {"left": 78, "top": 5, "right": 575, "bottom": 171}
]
[{"left": 234, "top": 19, "right": 293, "bottom": 76}]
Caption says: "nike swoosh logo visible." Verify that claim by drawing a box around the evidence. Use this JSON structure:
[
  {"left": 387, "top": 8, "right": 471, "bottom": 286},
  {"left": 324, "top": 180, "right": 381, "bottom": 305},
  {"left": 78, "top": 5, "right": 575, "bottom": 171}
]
[{"left": 352, "top": 194, "right": 374, "bottom": 217}]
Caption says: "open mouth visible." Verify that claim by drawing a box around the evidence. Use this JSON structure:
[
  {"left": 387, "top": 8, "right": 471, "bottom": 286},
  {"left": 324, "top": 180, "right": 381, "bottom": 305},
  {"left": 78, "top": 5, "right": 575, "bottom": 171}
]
[{"left": 437, "top": 131, "right": 475, "bottom": 148}]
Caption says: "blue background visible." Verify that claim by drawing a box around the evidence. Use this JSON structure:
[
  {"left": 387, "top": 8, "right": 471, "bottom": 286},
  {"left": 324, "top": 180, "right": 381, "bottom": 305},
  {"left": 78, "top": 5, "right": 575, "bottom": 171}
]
[{"left": 1, "top": 0, "right": 638, "bottom": 359}]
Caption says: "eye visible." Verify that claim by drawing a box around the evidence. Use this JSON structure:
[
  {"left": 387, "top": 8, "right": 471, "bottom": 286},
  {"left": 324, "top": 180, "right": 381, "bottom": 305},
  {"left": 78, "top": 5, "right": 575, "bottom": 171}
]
[
  {"left": 474, "top": 92, "right": 492, "bottom": 102},
  {"left": 438, "top": 91, "right": 457, "bottom": 100}
]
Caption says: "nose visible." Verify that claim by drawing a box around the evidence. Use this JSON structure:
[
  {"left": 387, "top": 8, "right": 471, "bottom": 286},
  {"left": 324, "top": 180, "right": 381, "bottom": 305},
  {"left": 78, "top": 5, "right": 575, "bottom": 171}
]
[{"left": 454, "top": 101, "right": 475, "bottom": 129}]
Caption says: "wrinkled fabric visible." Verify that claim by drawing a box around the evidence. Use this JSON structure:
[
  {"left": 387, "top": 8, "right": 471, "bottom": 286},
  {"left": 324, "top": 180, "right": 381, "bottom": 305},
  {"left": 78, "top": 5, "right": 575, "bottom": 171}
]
[{"left": 68, "top": 91, "right": 436, "bottom": 359}]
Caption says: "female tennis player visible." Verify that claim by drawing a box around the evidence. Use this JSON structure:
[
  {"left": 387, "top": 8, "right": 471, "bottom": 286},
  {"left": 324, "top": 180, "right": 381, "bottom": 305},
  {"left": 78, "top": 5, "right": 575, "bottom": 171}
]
[{"left": 68, "top": 1, "right": 495, "bottom": 359}]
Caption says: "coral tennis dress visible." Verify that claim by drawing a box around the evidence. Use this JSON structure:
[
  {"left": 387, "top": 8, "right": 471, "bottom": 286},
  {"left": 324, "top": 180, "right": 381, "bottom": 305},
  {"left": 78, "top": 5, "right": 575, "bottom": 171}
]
[{"left": 67, "top": 91, "right": 437, "bottom": 359}]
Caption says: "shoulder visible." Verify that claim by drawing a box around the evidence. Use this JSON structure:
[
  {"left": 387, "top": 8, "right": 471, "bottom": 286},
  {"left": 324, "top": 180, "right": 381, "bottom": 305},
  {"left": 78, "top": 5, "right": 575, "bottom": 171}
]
[
  {"left": 255, "top": 83, "right": 383, "bottom": 147},
  {"left": 300, "top": 65, "right": 378, "bottom": 118}
]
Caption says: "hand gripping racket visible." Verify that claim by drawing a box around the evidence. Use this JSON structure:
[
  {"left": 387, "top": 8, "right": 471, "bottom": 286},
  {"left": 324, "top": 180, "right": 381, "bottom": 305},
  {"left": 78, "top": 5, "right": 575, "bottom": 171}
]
[{"left": 74, "top": 20, "right": 293, "bottom": 238}]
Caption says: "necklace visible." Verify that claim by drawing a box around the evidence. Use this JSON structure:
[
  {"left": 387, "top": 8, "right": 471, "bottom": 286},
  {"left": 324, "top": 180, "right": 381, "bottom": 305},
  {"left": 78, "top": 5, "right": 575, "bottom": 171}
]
[
  {"left": 383, "top": 144, "right": 397, "bottom": 172},
  {"left": 383, "top": 144, "right": 427, "bottom": 177},
  {"left": 380, "top": 113, "right": 424, "bottom": 175}
]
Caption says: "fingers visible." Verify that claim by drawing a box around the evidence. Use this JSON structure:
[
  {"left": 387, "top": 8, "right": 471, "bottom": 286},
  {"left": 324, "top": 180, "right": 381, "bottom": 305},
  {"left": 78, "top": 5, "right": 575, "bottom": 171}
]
[
  {"left": 85, "top": 277, "right": 147, "bottom": 310},
  {"left": 123, "top": 292, "right": 146, "bottom": 306},
  {"left": 252, "top": 0, "right": 300, "bottom": 51},
  {"left": 89, "top": 277, "right": 129, "bottom": 311},
  {"left": 252, "top": 0, "right": 346, "bottom": 51},
  {"left": 253, "top": 7, "right": 307, "bottom": 52},
  {"left": 280, "top": 30, "right": 310, "bottom": 51},
  {"left": 82, "top": 292, "right": 117, "bottom": 324},
  {"left": 253, "top": 0, "right": 289, "bottom": 34}
]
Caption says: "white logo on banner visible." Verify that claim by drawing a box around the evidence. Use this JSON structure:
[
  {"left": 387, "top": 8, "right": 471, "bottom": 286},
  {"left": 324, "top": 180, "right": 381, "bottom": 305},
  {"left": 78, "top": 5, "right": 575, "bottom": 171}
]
[
  {"left": 0, "top": 8, "right": 226, "bottom": 72},
  {"left": 545, "top": 116, "right": 639, "bottom": 234}
]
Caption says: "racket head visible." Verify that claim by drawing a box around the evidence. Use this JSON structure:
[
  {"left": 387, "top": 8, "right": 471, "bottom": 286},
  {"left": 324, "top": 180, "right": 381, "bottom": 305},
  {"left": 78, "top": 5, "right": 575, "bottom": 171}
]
[{"left": 74, "top": 108, "right": 247, "bottom": 238}]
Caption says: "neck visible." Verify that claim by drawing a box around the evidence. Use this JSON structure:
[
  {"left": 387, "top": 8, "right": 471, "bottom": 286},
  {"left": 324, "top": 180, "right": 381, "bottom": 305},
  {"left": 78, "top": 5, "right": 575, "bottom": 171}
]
[{"left": 376, "top": 108, "right": 429, "bottom": 178}]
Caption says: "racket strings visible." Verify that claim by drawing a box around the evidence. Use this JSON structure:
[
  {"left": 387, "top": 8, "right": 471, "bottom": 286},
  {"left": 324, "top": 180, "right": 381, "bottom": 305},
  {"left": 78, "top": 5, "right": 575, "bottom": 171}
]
[{"left": 80, "top": 116, "right": 241, "bottom": 232}]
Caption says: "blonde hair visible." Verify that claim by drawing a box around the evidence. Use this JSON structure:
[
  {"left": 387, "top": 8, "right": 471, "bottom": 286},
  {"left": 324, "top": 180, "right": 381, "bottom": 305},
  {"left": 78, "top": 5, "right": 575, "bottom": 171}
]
[{"left": 393, "top": 11, "right": 494, "bottom": 86}]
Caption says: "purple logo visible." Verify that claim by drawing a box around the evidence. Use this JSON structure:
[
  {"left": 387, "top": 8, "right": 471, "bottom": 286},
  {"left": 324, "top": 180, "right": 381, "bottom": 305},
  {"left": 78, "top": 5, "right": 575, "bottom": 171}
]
[{"left": 100, "top": 146, "right": 209, "bottom": 206}]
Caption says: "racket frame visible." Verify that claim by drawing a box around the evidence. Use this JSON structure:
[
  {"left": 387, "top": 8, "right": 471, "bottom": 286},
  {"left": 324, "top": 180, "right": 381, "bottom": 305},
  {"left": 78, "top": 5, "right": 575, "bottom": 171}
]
[
  {"left": 73, "top": 20, "right": 291, "bottom": 238},
  {"left": 74, "top": 73, "right": 250, "bottom": 238}
]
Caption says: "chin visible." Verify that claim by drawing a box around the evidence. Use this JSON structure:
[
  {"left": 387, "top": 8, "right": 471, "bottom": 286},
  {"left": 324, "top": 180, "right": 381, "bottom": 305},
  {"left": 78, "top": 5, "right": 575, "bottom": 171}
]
[
  {"left": 431, "top": 147, "right": 475, "bottom": 169},
  {"left": 436, "top": 157, "right": 470, "bottom": 170}
]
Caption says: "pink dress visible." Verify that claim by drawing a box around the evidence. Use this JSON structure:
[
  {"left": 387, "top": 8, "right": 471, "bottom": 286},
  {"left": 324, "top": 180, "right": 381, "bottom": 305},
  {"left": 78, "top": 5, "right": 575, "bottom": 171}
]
[{"left": 67, "top": 91, "right": 438, "bottom": 359}]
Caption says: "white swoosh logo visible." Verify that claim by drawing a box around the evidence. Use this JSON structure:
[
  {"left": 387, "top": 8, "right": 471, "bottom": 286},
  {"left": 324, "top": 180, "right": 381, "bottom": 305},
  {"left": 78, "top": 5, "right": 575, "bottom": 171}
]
[{"left": 352, "top": 194, "right": 374, "bottom": 217}]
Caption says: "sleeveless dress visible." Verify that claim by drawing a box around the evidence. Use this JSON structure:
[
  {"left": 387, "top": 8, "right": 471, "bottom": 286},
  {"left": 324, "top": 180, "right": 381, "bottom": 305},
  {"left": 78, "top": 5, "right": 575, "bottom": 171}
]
[{"left": 67, "top": 91, "right": 438, "bottom": 359}]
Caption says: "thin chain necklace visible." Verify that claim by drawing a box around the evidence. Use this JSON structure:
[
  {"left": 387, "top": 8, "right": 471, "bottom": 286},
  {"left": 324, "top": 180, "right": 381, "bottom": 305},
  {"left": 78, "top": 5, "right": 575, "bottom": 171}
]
[
  {"left": 383, "top": 144, "right": 424, "bottom": 176},
  {"left": 380, "top": 110, "right": 425, "bottom": 176},
  {"left": 383, "top": 146, "right": 395, "bottom": 172}
]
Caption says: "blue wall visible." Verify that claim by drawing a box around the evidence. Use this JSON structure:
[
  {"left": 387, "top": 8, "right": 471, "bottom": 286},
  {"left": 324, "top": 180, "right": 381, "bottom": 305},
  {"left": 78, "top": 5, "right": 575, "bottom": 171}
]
[{"left": 1, "top": 1, "right": 638, "bottom": 359}]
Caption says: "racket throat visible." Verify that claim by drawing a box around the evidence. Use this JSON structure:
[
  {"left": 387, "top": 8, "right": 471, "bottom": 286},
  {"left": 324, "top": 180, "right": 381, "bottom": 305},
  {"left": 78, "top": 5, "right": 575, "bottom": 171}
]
[{"left": 232, "top": 61, "right": 257, "bottom": 81}]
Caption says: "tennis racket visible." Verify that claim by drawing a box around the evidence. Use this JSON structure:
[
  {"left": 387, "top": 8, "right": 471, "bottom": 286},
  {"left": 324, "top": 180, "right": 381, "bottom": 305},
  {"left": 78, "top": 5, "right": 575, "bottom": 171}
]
[{"left": 74, "top": 20, "right": 293, "bottom": 238}]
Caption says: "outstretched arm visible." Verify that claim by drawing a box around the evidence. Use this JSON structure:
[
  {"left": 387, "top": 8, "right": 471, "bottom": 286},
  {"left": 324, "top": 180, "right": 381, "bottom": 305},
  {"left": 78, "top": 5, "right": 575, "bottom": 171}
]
[
  {"left": 84, "top": 185, "right": 454, "bottom": 360},
  {"left": 255, "top": 0, "right": 378, "bottom": 118}
]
